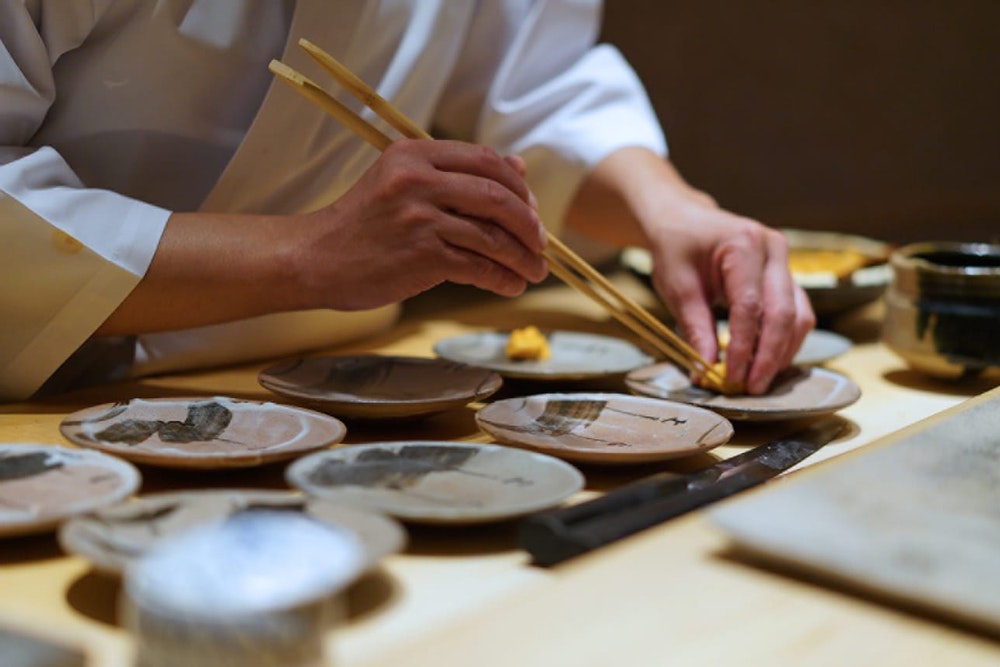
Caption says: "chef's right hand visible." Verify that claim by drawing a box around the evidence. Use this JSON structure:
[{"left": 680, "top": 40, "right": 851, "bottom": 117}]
[{"left": 295, "top": 138, "right": 549, "bottom": 311}]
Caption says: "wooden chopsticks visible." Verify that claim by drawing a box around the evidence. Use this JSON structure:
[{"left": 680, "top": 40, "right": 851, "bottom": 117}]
[{"left": 269, "top": 39, "right": 724, "bottom": 386}]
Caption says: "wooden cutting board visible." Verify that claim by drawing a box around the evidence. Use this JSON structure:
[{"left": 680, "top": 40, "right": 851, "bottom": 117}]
[{"left": 710, "top": 384, "right": 1000, "bottom": 637}]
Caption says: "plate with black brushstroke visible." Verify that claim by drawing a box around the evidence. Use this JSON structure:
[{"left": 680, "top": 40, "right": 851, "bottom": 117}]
[
  {"left": 58, "top": 488, "right": 406, "bottom": 576},
  {"left": 59, "top": 396, "right": 346, "bottom": 469},
  {"left": 475, "top": 393, "right": 734, "bottom": 465},
  {"left": 259, "top": 354, "right": 503, "bottom": 419},
  {"left": 286, "top": 441, "right": 584, "bottom": 525},
  {"left": 0, "top": 443, "right": 141, "bottom": 538},
  {"left": 625, "top": 364, "right": 861, "bottom": 422}
]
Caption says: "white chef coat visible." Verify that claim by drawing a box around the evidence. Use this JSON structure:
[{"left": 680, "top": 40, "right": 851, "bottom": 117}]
[{"left": 0, "top": 0, "right": 666, "bottom": 401}]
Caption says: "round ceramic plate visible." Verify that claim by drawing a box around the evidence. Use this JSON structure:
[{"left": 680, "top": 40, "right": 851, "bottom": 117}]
[
  {"left": 258, "top": 355, "right": 502, "bottom": 419},
  {"left": 58, "top": 489, "right": 406, "bottom": 576},
  {"left": 792, "top": 329, "right": 853, "bottom": 366},
  {"left": 433, "top": 330, "right": 653, "bottom": 380},
  {"left": 475, "top": 392, "right": 734, "bottom": 465},
  {"left": 59, "top": 397, "right": 346, "bottom": 469},
  {"left": 0, "top": 444, "right": 141, "bottom": 538},
  {"left": 717, "top": 324, "right": 852, "bottom": 367},
  {"left": 286, "top": 442, "right": 585, "bottom": 525},
  {"left": 781, "top": 228, "right": 893, "bottom": 318},
  {"left": 625, "top": 364, "right": 861, "bottom": 422}
]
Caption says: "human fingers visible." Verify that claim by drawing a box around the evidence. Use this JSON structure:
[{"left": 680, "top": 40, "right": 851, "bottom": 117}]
[
  {"left": 652, "top": 261, "right": 720, "bottom": 374},
  {"left": 741, "top": 230, "right": 799, "bottom": 394},
  {"left": 714, "top": 227, "right": 768, "bottom": 392},
  {"left": 427, "top": 140, "right": 535, "bottom": 206},
  {"left": 384, "top": 140, "right": 548, "bottom": 257},
  {"left": 433, "top": 207, "right": 549, "bottom": 286},
  {"left": 503, "top": 154, "right": 541, "bottom": 212},
  {"left": 726, "top": 228, "right": 817, "bottom": 394}
]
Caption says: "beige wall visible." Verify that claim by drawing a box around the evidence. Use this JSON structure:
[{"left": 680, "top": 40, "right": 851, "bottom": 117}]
[{"left": 601, "top": 1, "right": 1000, "bottom": 244}]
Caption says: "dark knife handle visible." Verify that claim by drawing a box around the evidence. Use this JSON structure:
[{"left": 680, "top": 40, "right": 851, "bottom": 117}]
[
  {"left": 535, "top": 472, "right": 692, "bottom": 527},
  {"left": 519, "top": 469, "right": 760, "bottom": 567}
]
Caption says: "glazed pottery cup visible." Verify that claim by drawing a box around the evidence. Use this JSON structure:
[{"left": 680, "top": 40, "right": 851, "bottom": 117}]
[{"left": 882, "top": 241, "right": 1000, "bottom": 379}]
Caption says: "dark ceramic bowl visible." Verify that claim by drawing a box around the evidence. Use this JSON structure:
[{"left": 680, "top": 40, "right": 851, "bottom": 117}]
[{"left": 882, "top": 241, "right": 1000, "bottom": 379}]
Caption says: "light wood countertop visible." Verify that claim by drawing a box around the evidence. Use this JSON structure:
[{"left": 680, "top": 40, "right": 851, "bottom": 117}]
[{"left": 2, "top": 273, "right": 997, "bottom": 666}]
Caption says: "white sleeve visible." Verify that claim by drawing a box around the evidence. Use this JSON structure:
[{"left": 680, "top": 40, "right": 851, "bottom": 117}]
[
  {"left": 432, "top": 0, "right": 667, "bottom": 233},
  {"left": 0, "top": 7, "right": 170, "bottom": 401}
]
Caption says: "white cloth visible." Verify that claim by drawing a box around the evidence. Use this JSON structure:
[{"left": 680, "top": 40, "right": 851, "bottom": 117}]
[{"left": 0, "top": 0, "right": 666, "bottom": 401}]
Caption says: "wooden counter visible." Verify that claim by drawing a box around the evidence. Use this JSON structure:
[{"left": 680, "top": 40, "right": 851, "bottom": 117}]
[{"left": 2, "top": 273, "right": 997, "bottom": 666}]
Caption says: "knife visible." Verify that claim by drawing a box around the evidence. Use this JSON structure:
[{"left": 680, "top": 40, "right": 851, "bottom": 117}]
[{"left": 519, "top": 416, "right": 847, "bottom": 566}]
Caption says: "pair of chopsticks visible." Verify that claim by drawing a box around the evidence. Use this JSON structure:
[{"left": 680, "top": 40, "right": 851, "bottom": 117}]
[{"left": 269, "top": 39, "right": 724, "bottom": 386}]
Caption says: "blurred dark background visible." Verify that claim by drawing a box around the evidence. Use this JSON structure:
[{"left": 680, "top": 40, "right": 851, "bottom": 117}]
[{"left": 601, "top": 1, "right": 1000, "bottom": 244}]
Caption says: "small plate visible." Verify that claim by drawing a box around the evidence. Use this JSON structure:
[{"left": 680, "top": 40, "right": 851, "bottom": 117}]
[
  {"left": 60, "top": 397, "right": 346, "bottom": 469},
  {"left": 717, "top": 324, "right": 852, "bottom": 367},
  {"left": 258, "top": 355, "right": 502, "bottom": 419},
  {"left": 58, "top": 489, "right": 406, "bottom": 576},
  {"left": 0, "top": 444, "right": 141, "bottom": 538},
  {"left": 782, "top": 228, "right": 893, "bottom": 319},
  {"left": 286, "top": 442, "right": 585, "bottom": 525},
  {"left": 625, "top": 364, "right": 861, "bottom": 422},
  {"left": 475, "top": 393, "right": 734, "bottom": 465},
  {"left": 793, "top": 329, "right": 853, "bottom": 366},
  {"left": 433, "top": 330, "right": 653, "bottom": 380}
]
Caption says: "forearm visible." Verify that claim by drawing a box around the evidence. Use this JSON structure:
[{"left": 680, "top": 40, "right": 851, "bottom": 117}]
[
  {"left": 97, "top": 139, "right": 550, "bottom": 337},
  {"left": 95, "top": 211, "right": 306, "bottom": 336},
  {"left": 562, "top": 146, "right": 717, "bottom": 249}
]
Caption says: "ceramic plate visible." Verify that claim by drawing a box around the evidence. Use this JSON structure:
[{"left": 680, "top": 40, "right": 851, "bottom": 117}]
[
  {"left": 286, "top": 442, "right": 584, "bottom": 525},
  {"left": 782, "top": 228, "right": 893, "bottom": 318},
  {"left": 58, "top": 489, "right": 406, "bottom": 576},
  {"left": 258, "top": 355, "right": 502, "bottom": 419},
  {"left": 792, "top": 329, "right": 853, "bottom": 366},
  {"left": 625, "top": 364, "right": 861, "bottom": 422},
  {"left": 717, "top": 324, "right": 852, "bottom": 367},
  {"left": 433, "top": 330, "right": 653, "bottom": 380},
  {"left": 60, "top": 397, "right": 346, "bottom": 469},
  {"left": 0, "top": 444, "right": 141, "bottom": 538},
  {"left": 475, "top": 392, "right": 734, "bottom": 465}
]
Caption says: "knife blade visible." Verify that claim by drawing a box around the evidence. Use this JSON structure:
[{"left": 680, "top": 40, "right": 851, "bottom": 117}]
[{"left": 519, "top": 416, "right": 847, "bottom": 566}]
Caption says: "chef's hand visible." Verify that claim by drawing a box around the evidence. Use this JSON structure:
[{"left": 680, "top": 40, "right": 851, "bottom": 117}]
[
  {"left": 562, "top": 146, "right": 815, "bottom": 395},
  {"left": 299, "top": 138, "right": 548, "bottom": 310},
  {"left": 645, "top": 202, "right": 815, "bottom": 395}
]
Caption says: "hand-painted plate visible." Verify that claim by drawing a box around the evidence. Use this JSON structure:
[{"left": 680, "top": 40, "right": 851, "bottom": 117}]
[
  {"left": 475, "top": 393, "right": 734, "bottom": 465},
  {"left": 258, "top": 355, "right": 502, "bottom": 419},
  {"left": 433, "top": 330, "right": 653, "bottom": 380},
  {"left": 58, "top": 489, "right": 406, "bottom": 576},
  {"left": 625, "top": 364, "right": 861, "bottom": 422},
  {"left": 59, "top": 397, "right": 346, "bottom": 469},
  {"left": 0, "top": 444, "right": 141, "bottom": 538},
  {"left": 286, "top": 442, "right": 584, "bottom": 525}
]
